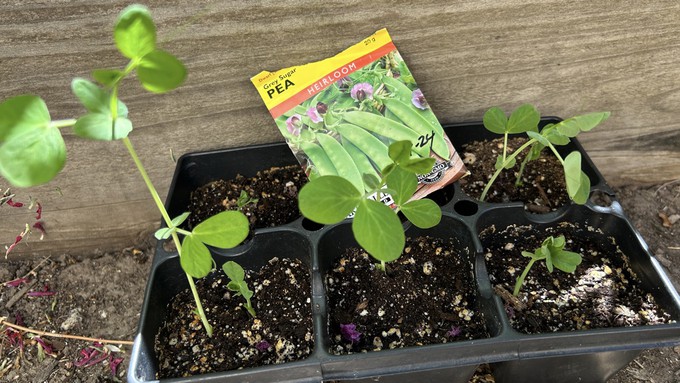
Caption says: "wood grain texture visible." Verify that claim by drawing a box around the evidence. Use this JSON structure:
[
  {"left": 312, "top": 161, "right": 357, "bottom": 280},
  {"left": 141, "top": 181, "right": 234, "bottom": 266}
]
[{"left": 1, "top": 0, "right": 679, "bottom": 257}]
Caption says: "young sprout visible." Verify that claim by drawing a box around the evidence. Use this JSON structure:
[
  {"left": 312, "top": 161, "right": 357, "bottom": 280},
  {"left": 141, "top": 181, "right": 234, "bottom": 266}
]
[
  {"left": 223, "top": 261, "right": 256, "bottom": 318},
  {"left": 236, "top": 190, "right": 259, "bottom": 210},
  {"left": 480, "top": 105, "right": 610, "bottom": 205},
  {"left": 0, "top": 5, "right": 250, "bottom": 337},
  {"left": 513, "top": 235, "right": 583, "bottom": 296},
  {"left": 298, "top": 140, "right": 442, "bottom": 270}
]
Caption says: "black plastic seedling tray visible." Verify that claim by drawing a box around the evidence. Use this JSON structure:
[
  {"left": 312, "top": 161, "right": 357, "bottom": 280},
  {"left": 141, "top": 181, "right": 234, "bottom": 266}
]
[{"left": 128, "top": 120, "right": 680, "bottom": 383}]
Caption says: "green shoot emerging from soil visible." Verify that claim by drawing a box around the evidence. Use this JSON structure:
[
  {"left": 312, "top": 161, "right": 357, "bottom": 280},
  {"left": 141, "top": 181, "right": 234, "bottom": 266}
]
[
  {"left": 0, "top": 4, "right": 249, "bottom": 337},
  {"left": 223, "top": 261, "right": 256, "bottom": 318},
  {"left": 236, "top": 190, "right": 259, "bottom": 210},
  {"left": 480, "top": 104, "right": 610, "bottom": 205},
  {"left": 513, "top": 235, "right": 583, "bottom": 296},
  {"left": 299, "top": 140, "right": 442, "bottom": 269}
]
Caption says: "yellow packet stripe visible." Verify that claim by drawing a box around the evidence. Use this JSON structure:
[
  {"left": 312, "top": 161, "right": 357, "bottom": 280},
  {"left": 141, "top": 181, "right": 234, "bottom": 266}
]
[{"left": 251, "top": 29, "right": 395, "bottom": 119}]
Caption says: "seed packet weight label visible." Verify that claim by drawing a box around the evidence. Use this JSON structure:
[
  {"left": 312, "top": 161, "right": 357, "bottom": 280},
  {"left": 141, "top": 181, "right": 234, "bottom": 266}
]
[{"left": 251, "top": 28, "right": 467, "bottom": 201}]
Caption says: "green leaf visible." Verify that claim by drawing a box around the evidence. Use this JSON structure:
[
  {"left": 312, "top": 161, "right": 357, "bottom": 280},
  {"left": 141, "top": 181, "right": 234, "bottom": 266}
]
[
  {"left": 507, "top": 104, "right": 540, "bottom": 134},
  {"left": 114, "top": 4, "right": 156, "bottom": 59},
  {"left": 564, "top": 152, "right": 591, "bottom": 204},
  {"left": 0, "top": 95, "right": 51, "bottom": 142},
  {"left": 543, "top": 127, "right": 570, "bottom": 146},
  {"left": 550, "top": 235, "right": 566, "bottom": 249},
  {"left": 400, "top": 157, "right": 435, "bottom": 174},
  {"left": 192, "top": 210, "right": 249, "bottom": 248},
  {"left": 137, "top": 50, "right": 187, "bottom": 93},
  {"left": 543, "top": 245, "right": 554, "bottom": 272},
  {"left": 352, "top": 199, "right": 405, "bottom": 263},
  {"left": 494, "top": 155, "right": 516, "bottom": 170},
  {"left": 171, "top": 212, "right": 191, "bottom": 227},
  {"left": 362, "top": 173, "right": 381, "bottom": 191},
  {"left": 482, "top": 106, "right": 507, "bottom": 134},
  {"left": 385, "top": 166, "right": 417, "bottom": 206},
  {"left": 73, "top": 113, "right": 133, "bottom": 141},
  {"left": 180, "top": 235, "right": 213, "bottom": 278},
  {"left": 526, "top": 130, "right": 550, "bottom": 147},
  {"left": 154, "top": 227, "right": 174, "bottom": 240},
  {"left": 0, "top": 127, "right": 66, "bottom": 187},
  {"left": 401, "top": 199, "right": 441, "bottom": 228},
  {"left": 552, "top": 250, "right": 582, "bottom": 273},
  {"left": 71, "top": 78, "right": 109, "bottom": 113},
  {"left": 555, "top": 112, "right": 610, "bottom": 137},
  {"left": 222, "top": 261, "right": 245, "bottom": 282},
  {"left": 388, "top": 140, "right": 412, "bottom": 164},
  {"left": 92, "top": 69, "right": 124, "bottom": 87},
  {"left": 70, "top": 78, "right": 128, "bottom": 117},
  {"left": 298, "top": 176, "right": 362, "bottom": 224}
]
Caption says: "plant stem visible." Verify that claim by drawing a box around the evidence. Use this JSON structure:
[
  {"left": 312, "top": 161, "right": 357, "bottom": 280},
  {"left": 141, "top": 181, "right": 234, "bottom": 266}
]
[
  {"left": 514, "top": 151, "right": 531, "bottom": 187},
  {"left": 49, "top": 119, "right": 77, "bottom": 129},
  {"left": 502, "top": 133, "right": 509, "bottom": 163},
  {"left": 121, "top": 137, "right": 213, "bottom": 336},
  {"left": 546, "top": 144, "right": 565, "bottom": 164},
  {"left": 513, "top": 258, "right": 536, "bottom": 296},
  {"left": 480, "top": 139, "right": 537, "bottom": 201}
]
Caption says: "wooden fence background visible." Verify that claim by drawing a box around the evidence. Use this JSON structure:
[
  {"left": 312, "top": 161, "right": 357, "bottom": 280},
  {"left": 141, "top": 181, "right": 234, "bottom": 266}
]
[{"left": 1, "top": 0, "right": 679, "bottom": 257}]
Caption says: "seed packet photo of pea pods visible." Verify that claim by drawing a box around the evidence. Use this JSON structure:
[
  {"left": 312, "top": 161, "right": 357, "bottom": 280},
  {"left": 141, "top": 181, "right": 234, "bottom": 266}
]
[{"left": 250, "top": 28, "right": 467, "bottom": 203}]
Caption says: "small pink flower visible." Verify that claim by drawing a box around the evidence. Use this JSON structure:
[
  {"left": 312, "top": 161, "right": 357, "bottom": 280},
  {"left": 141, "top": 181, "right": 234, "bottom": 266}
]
[
  {"left": 286, "top": 114, "right": 302, "bottom": 136},
  {"left": 350, "top": 83, "right": 374, "bottom": 102},
  {"left": 306, "top": 107, "right": 323, "bottom": 123},
  {"left": 336, "top": 77, "right": 351, "bottom": 91},
  {"left": 411, "top": 88, "right": 429, "bottom": 110},
  {"left": 446, "top": 326, "right": 461, "bottom": 338}
]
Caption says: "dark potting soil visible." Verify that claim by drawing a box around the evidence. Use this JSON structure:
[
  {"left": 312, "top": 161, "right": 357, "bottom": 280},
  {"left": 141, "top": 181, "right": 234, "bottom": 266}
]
[
  {"left": 326, "top": 236, "right": 489, "bottom": 354},
  {"left": 187, "top": 165, "right": 306, "bottom": 229},
  {"left": 480, "top": 222, "right": 672, "bottom": 334},
  {"left": 154, "top": 258, "right": 314, "bottom": 378},
  {"left": 459, "top": 137, "right": 569, "bottom": 212}
]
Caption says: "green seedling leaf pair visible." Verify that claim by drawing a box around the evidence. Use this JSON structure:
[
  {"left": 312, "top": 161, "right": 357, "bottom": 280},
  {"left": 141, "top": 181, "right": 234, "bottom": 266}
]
[
  {"left": 0, "top": 4, "right": 223, "bottom": 337},
  {"left": 223, "top": 261, "right": 256, "bottom": 318},
  {"left": 480, "top": 104, "right": 610, "bottom": 205},
  {"left": 299, "top": 140, "right": 442, "bottom": 265},
  {"left": 483, "top": 104, "right": 540, "bottom": 171},
  {"left": 0, "top": 5, "right": 187, "bottom": 188},
  {"left": 180, "top": 211, "right": 249, "bottom": 279},
  {"left": 513, "top": 235, "right": 583, "bottom": 296}
]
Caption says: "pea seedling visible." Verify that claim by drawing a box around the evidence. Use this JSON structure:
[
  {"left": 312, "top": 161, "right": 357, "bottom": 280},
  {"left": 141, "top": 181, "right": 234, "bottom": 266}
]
[
  {"left": 513, "top": 235, "right": 582, "bottom": 296},
  {"left": 480, "top": 104, "right": 610, "bottom": 205},
  {"left": 223, "top": 261, "right": 256, "bottom": 317},
  {"left": 0, "top": 5, "right": 249, "bottom": 337},
  {"left": 299, "top": 140, "right": 442, "bottom": 270}
]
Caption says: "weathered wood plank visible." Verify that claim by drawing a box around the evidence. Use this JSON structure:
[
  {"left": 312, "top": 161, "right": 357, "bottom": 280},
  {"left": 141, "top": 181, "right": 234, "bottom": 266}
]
[{"left": 1, "top": 0, "right": 679, "bottom": 257}]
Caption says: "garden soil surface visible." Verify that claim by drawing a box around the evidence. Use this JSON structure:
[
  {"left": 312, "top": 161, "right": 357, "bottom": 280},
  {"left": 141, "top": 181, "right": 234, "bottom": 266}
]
[{"left": 0, "top": 182, "right": 678, "bottom": 383}]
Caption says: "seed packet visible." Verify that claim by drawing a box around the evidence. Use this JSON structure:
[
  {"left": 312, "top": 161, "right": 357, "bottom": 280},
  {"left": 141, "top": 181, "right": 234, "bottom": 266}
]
[{"left": 250, "top": 28, "right": 467, "bottom": 202}]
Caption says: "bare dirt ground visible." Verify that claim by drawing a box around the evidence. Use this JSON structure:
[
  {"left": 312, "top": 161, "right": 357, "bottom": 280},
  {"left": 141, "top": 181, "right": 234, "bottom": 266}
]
[{"left": 0, "top": 183, "right": 678, "bottom": 383}]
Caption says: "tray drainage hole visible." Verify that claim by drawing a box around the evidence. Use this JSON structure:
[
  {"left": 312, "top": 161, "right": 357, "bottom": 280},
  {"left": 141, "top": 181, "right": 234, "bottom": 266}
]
[
  {"left": 454, "top": 200, "right": 479, "bottom": 216},
  {"left": 301, "top": 218, "right": 324, "bottom": 231}
]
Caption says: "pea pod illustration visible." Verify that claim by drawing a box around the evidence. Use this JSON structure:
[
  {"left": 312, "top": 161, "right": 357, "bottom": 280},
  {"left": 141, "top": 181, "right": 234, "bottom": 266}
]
[
  {"left": 316, "top": 133, "right": 364, "bottom": 193},
  {"left": 299, "top": 141, "right": 338, "bottom": 177},
  {"left": 382, "top": 97, "right": 450, "bottom": 159},
  {"left": 342, "top": 111, "right": 429, "bottom": 157},
  {"left": 335, "top": 123, "right": 392, "bottom": 171},
  {"left": 382, "top": 76, "right": 443, "bottom": 136},
  {"left": 341, "top": 138, "right": 380, "bottom": 191}
]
